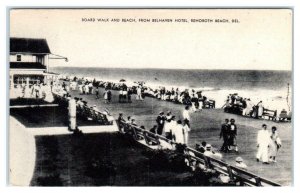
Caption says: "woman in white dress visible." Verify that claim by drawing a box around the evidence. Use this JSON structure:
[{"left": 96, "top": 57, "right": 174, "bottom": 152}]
[
  {"left": 44, "top": 84, "right": 54, "bottom": 103},
  {"left": 173, "top": 120, "right": 185, "bottom": 144},
  {"left": 79, "top": 84, "right": 83, "bottom": 95},
  {"left": 269, "top": 126, "right": 282, "bottom": 162},
  {"left": 257, "top": 101, "right": 264, "bottom": 118},
  {"left": 103, "top": 89, "right": 108, "bottom": 103},
  {"left": 183, "top": 120, "right": 191, "bottom": 145}
]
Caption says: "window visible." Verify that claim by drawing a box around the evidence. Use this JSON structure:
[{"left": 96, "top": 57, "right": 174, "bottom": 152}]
[
  {"left": 13, "top": 75, "right": 44, "bottom": 87},
  {"left": 16, "top": 54, "right": 21, "bottom": 61}
]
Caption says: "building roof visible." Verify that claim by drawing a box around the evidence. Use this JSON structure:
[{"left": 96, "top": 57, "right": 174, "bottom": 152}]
[
  {"left": 10, "top": 62, "right": 46, "bottom": 69},
  {"left": 10, "top": 37, "right": 51, "bottom": 54}
]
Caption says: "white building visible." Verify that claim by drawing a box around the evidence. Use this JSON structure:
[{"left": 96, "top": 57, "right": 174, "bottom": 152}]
[
  {"left": 10, "top": 37, "right": 52, "bottom": 88},
  {"left": 9, "top": 37, "right": 66, "bottom": 98}
]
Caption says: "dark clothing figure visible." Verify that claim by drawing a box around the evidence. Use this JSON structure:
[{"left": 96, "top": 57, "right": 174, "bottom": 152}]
[
  {"left": 95, "top": 87, "right": 99, "bottom": 99},
  {"left": 242, "top": 100, "right": 247, "bottom": 108},
  {"left": 156, "top": 115, "right": 165, "bottom": 135},
  {"left": 165, "top": 131, "right": 172, "bottom": 140},
  {"left": 127, "top": 89, "right": 132, "bottom": 103},
  {"left": 220, "top": 122, "right": 230, "bottom": 152},
  {"left": 117, "top": 114, "right": 125, "bottom": 132},
  {"left": 150, "top": 125, "right": 158, "bottom": 134},
  {"left": 107, "top": 90, "right": 112, "bottom": 103}
]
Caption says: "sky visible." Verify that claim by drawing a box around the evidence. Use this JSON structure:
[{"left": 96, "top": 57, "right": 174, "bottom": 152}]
[{"left": 10, "top": 9, "right": 292, "bottom": 70}]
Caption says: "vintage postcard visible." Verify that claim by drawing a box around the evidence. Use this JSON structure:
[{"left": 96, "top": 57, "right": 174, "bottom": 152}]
[{"left": 9, "top": 9, "right": 292, "bottom": 186}]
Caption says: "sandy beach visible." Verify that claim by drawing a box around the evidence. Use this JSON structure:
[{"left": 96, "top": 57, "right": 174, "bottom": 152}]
[{"left": 68, "top": 87, "right": 292, "bottom": 185}]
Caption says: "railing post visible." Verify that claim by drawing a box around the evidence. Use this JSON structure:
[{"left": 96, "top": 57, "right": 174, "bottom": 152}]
[
  {"left": 143, "top": 131, "right": 150, "bottom": 145},
  {"left": 204, "top": 156, "right": 211, "bottom": 169},
  {"left": 154, "top": 134, "right": 161, "bottom": 146},
  {"left": 226, "top": 164, "right": 234, "bottom": 181}
]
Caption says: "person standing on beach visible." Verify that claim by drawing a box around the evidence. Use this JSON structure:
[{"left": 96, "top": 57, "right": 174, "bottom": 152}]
[
  {"left": 136, "top": 86, "right": 143, "bottom": 101},
  {"left": 228, "top": 119, "right": 238, "bottom": 152},
  {"left": 182, "top": 106, "right": 191, "bottom": 128},
  {"left": 256, "top": 124, "right": 271, "bottom": 164},
  {"left": 269, "top": 126, "right": 282, "bottom": 163},
  {"left": 156, "top": 112, "right": 165, "bottom": 135},
  {"left": 220, "top": 119, "right": 230, "bottom": 152}
]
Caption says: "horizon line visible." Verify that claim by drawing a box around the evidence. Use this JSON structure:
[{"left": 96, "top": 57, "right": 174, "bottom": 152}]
[{"left": 50, "top": 66, "right": 292, "bottom": 72}]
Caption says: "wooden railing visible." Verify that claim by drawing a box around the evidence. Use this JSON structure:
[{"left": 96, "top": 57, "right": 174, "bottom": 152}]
[{"left": 118, "top": 120, "right": 281, "bottom": 187}]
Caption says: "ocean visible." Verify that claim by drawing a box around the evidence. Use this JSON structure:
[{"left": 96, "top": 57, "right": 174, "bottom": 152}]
[{"left": 51, "top": 67, "right": 292, "bottom": 111}]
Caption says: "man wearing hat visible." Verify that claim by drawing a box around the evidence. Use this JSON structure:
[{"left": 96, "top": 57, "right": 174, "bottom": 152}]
[
  {"left": 256, "top": 124, "right": 271, "bottom": 164},
  {"left": 156, "top": 111, "right": 165, "bottom": 135},
  {"left": 220, "top": 119, "right": 230, "bottom": 152}
]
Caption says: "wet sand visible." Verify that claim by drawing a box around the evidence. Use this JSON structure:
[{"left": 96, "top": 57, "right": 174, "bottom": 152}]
[{"left": 69, "top": 87, "right": 292, "bottom": 186}]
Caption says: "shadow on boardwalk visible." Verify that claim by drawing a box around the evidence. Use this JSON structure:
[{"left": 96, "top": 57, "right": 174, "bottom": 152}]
[{"left": 30, "top": 133, "right": 230, "bottom": 186}]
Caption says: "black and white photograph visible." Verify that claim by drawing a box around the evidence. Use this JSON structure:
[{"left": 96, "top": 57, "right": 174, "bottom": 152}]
[{"left": 8, "top": 8, "right": 293, "bottom": 187}]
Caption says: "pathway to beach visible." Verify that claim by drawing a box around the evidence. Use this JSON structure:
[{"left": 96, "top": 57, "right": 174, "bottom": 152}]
[{"left": 69, "top": 87, "right": 292, "bottom": 186}]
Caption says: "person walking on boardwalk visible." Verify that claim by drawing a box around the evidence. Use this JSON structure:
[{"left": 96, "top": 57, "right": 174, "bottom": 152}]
[
  {"left": 107, "top": 89, "right": 112, "bottom": 103},
  {"left": 88, "top": 82, "right": 93, "bottom": 94},
  {"left": 183, "top": 119, "right": 191, "bottom": 145},
  {"left": 127, "top": 87, "right": 132, "bottom": 103},
  {"left": 136, "top": 85, "right": 143, "bottom": 101},
  {"left": 220, "top": 119, "right": 230, "bottom": 152},
  {"left": 95, "top": 86, "right": 100, "bottom": 99},
  {"left": 156, "top": 111, "right": 165, "bottom": 135},
  {"left": 228, "top": 119, "right": 238, "bottom": 152},
  {"left": 269, "top": 126, "right": 282, "bottom": 163},
  {"left": 182, "top": 105, "right": 191, "bottom": 128},
  {"left": 103, "top": 89, "right": 108, "bottom": 103},
  {"left": 256, "top": 124, "right": 271, "bottom": 164}
]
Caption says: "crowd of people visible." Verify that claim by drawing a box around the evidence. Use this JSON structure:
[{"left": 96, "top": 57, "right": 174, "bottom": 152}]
[
  {"left": 223, "top": 93, "right": 266, "bottom": 118},
  {"left": 224, "top": 93, "right": 292, "bottom": 122},
  {"left": 224, "top": 93, "right": 285, "bottom": 122},
  {"left": 52, "top": 82, "right": 114, "bottom": 125},
  {"left": 11, "top": 82, "right": 54, "bottom": 102},
  {"left": 66, "top": 76, "right": 215, "bottom": 110},
  {"left": 118, "top": 106, "right": 192, "bottom": 145},
  {"left": 218, "top": 118, "right": 282, "bottom": 164}
]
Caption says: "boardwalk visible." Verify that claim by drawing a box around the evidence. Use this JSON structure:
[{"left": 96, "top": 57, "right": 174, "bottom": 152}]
[{"left": 69, "top": 88, "right": 292, "bottom": 186}]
